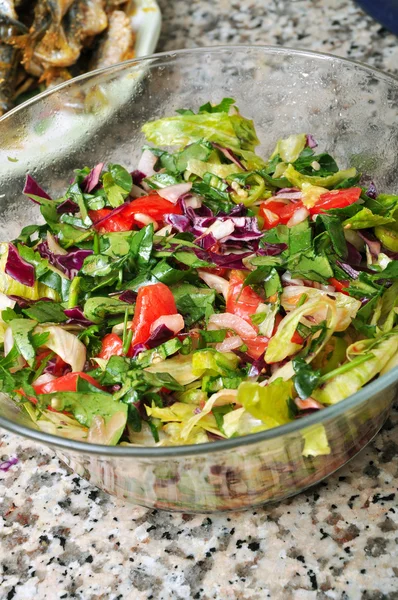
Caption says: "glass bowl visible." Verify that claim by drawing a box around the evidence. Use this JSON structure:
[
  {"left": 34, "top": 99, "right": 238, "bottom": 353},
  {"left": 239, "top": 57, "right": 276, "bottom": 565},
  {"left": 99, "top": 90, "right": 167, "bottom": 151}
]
[{"left": 0, "top": 46, "right": 398, "bottom": 513}]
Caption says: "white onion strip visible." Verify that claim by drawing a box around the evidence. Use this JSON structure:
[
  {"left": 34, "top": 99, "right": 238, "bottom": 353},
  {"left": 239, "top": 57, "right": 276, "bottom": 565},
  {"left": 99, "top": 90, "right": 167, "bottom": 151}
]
[
  {"left": 137, "top": 149, "right": 157, "bottom": 177},
  {"left": 208, "top": 313, "right": 257, "bottom": 339},
  {"left": 216, "top": 335, "right": 243, "bottom": 352},
  {"left": 287, "top": 206, "right": 309, "bottom": 228},
  {"left": 150, "top": 314, "right": 184, "bottom": 335},
  {"left": 198, "top": 271, "right": 229, "bottom": 300},
  {"left": 157, "top": 183, "right": 192, "bottom": 204}
]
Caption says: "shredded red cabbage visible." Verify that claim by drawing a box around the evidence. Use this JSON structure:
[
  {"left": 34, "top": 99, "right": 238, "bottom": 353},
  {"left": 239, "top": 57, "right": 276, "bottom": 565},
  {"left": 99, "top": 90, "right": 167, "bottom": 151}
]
[
  {"left": 336, "top": 260, "right": 360, "bottom": 279},
  {"left": 211, "top": 143, "right": 246, "bottom": 171},
  {"left": 64, "top": 307, "right": 93, "bottom": 326},
  {"left": 357, "top": 232, "right": 381, "bottom": 258},
  {"left": 56, "top": 199, "right": 79, "bottom": 215},
  {"left": 365, "top": 181, "right": 378, "bottom": 199},
  {"left": 23, "top": 174, "right": 52, "bottom": 202},
  {"left": 306, "top": 134, "right": 318, "bottom": 149},
  {"left": 37, "top": 241, "right": 93, "bottom": 279},
  {"left": 118, "top": 290, "right": 137, "bottom": 304},
  {"left": 5, "top": 244, "right": 35, "bottom": 287},
  {"left": 81, "top": 163, "right": 104, "bottom": 193},
  {"left": 146, "top": 324, "right": 175, "bottom": 349}
]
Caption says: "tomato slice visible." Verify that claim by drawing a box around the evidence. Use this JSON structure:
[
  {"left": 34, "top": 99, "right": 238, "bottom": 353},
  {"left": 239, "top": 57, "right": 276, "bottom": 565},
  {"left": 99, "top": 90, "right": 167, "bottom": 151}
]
[
  {"left": 98, "top": 333, "right": 124, "bottom": 360},
  {"left": 33, "top": 372, "right": 102, "bottom": 395},
  {"left": 329, "top": 277, "right": 350, "bottom": 295},
  {"left": 89, "top": 193, "right": 182, "bottom": 233},
  {"left": 310, "top": 188, "right": 361, "bottom": 214},
  {"left": 259, "top": 199, "right": 304, "bottom": 228},
  {"left": 226, "top": 270, "right": 269, "bottom": 359},
  {"left": 129, "top": 282, "right": 178, "bottom": 348},
  {"left": 291, "top": 330, "right": 305, "bottom": 344}
]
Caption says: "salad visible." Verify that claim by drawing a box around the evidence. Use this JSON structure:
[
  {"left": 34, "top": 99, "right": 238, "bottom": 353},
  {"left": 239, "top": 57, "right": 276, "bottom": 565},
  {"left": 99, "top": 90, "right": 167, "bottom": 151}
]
[{"left": 1, "top": 97, "right": 398, "bottom": 454}]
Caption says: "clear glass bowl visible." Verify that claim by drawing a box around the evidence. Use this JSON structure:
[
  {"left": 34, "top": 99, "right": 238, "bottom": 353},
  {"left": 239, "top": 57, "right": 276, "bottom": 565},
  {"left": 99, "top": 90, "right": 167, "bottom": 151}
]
[{"left": 1, "top": 46, "right": 398, "bottom": 513}]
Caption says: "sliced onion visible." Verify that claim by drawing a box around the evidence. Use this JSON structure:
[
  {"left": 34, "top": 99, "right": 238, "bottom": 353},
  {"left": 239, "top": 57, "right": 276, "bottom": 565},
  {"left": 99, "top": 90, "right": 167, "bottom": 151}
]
[
  {"left": 34, "top": 373, "right": 57, "bottom": 386},
  {"left": 184, "top": 195, "right": 202, "bottom": 209},
  {"left": 150, "top": 314, "right": 184, "bottom": 335},
  {"left": 4, "top": 327, "right": 24, "bottom": 372},
  {"left": 207, "top": 219, "right": 235, "bottom": 241},
  {"left": 35, "top": 325, "right": 86, "bottom": 372},
  {"left": 0, "top": 291, "right": 15, "bottom": 312},
  {"left": 47, "top": 232, "right": 67, "bottom": 256},
  {"left": 134, "top": 213, "right": 159, "bottom": 230},
  {"left": 137, "top": 149, "right": 157, "bottom": 177},
  {"left": 156, "top": 225, "right": 173, "bottom": 237},
  {"left": 287, "top": 206, "right": 309, "bottom": 227},
  {"left": 216, "top": 335, "right": 243, "bottom": 352},
  {"left": 198, "top": 270, "right": 229, "bottom": 300},
  {"left": 208, "top": 313, "right": 257, "bottom": 339},
  {"left": 275, "top": 191, "right": 303, "bottom": 200},
  {"left": 294, "top": 397, "right": 324, "bottom": 410},
  {"left": 207, "top": 388, "right": 239, "bottom": 407},
  {"left": 281, "top": 272, "right": 304, "bottom": 286},
  {"left": 130, "top": 184, "right": 147, "bottom": 199},
  {"left": 157, "top": 183, "right": 192, "bottom": 204},
  {"left": 261, "top": 197, "right": 290, "bottom": 206}
]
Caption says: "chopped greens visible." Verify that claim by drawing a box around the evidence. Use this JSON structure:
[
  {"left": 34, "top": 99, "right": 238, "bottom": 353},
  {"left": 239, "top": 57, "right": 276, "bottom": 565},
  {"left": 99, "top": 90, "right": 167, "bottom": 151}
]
[{"left": 1, "top": 98, "right": 397, "bottom": 455}]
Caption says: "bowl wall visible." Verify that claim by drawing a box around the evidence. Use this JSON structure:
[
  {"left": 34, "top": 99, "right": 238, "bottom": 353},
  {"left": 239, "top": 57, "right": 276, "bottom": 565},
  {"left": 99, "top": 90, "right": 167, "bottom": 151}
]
[{"left": 0, "top": 47, "right": 398, "bottom": 511}]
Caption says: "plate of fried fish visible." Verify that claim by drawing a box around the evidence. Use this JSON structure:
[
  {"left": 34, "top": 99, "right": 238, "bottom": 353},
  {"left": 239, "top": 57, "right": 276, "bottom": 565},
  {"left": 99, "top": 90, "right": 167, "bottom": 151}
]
[{"left": 0, "top": 0, "right": 162, "bottom": 115}]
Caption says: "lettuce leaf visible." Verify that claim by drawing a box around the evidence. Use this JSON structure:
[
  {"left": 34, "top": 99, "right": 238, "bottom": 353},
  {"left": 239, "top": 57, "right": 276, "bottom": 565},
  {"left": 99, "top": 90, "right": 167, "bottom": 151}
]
[
  {"left": 237, "top": 379, "right": 293, "bottom": 428},
  {"left": 142, "top": 111, "right": 260, "bottom": 154},
  {"left": 284, "top": 164, "right": 357, "bottom": 189},
  {"left": 313, "top": 334, "right": 398, "bottom": 405},
  {"left": 302, "top": 424, "right": 330, "bottom": 457}
]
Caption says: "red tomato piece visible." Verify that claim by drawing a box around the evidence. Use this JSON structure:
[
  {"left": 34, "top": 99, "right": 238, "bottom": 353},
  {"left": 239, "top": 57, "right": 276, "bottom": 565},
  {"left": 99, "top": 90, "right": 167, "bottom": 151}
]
[
  {"left": 329, "top": 277, "right": 350, "bottom": 296},
  {"left": 291, "top": 330, "right": 305, "bottom": 344},
  {"left": 226, "top": 270, "right": 268, "bottom": 359},
  {"left": 33, "top": 372, "right": 102, "bottom": 395},
  {"left": 259, "top": 199, "right": 305, "bottom": 228},
  {"left": 310, "top": 188, "right": 361, "bottom": 215},
  {"left": 98, "top": 333, "right": 124, "bottom": 360},
  {"left": 89, "top": 193, "right": 182, "bottom": 233},
  {"left": 129, "top": 282, "right": 177, "bottom": 348}
]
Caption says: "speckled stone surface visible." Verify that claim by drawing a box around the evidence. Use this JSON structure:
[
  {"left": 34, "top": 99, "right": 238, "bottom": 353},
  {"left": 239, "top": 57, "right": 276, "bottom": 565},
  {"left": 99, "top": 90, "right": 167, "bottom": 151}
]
[{"left": 1, "top": 1, "right": 398, "bottom": 599}]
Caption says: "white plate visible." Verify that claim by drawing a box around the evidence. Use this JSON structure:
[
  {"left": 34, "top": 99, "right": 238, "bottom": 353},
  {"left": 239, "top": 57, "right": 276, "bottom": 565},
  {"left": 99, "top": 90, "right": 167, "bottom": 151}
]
[{"left": 0, "top": 0, "right": 162, "bottom": 177}]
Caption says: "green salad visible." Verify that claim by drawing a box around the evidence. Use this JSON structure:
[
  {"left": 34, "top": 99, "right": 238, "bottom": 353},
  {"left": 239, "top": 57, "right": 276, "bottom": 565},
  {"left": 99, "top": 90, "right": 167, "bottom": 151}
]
[{"left": 1, "top": 97, "right": 398, "bottom": 453}]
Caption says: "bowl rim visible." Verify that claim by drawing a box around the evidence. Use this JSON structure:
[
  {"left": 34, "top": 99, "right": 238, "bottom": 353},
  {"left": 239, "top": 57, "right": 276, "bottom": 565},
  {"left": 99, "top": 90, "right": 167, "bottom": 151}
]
[{"left": 1, "top": 44, "right": 398, "bottom": 457}]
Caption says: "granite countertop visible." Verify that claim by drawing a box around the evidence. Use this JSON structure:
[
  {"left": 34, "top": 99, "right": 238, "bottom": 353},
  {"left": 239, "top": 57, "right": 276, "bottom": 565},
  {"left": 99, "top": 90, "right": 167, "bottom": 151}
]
[{"left": 1, "top": 1, "right": 398, "bottom": 598}]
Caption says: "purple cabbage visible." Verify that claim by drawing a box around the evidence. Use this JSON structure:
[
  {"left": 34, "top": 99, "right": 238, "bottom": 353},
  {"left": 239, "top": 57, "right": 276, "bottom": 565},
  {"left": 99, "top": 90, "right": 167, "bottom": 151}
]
[
  {"left": 56, "top": 198, "right": 79, "bottom": 215},
  {"left": 44, "top": 357, "right": 71, "bottom": 377},
  {"left": 346, "top": 242, "right": 363, "bottom": 265},
  {"left": 5, "top": 243, "right": 35, "bottom": 287},
  {"left": 8, "top": 296, "right": 50, "bottom": 308},
  {"left": 257, "top": 242, "right": 287, "bottom": 256},
  {"left": 336, "top": 260, "right": 360, "bottom": 279},
  {"left": 118, "top": 290, "right": 137, "bottom": 304},
  {"left": 131, "top": 170, "right": 146, "bottom": 186},
  {"left": 64, "top": 307, "right": 93, "bottom": 326},
  {"left": 357, "top": 231, "right": 381, "bottom": 258},
  {"left": 218, "top": 203, "right": 247, "bottom": 217},
  {"left": 23, "top": 174, "right": 52, "bottom": 202},
  {"left": 81, "top": 163, "right": 104, "bottom": 193},
  {"left": 37, "top": 241, "right": 93, "bottom": 279},
  {"left": 146, "top": 324, "right": 175, "bottom": 349},
  {"left": 306, "top": 134, "right": 318, "bottom": 149},
  {"left": 93, "top": 202, "right": 129, "bottom": 228},
  {"left": 365, "top": 181, "right": 378, "bottom": 199},
  {"left": 198, "top": 233, "right": 217, "bottom": 250},
  {"left": 164, "top": 213, "right": 191, "bottom": 233},
  {"left": 211, "top": 143, "right": 246, "bottom": 170},
  {"left": 194, "top": 248, "right": 253, "bottom": 269},
  {"left": 130, "top": 343, "right": 148, "bottom": 358}
]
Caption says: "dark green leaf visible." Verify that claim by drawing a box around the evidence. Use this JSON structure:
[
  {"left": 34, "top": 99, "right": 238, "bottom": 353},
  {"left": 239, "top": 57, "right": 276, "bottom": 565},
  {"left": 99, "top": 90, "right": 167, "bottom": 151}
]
[
  {"left": 317, "top": 214, "right": 347, "bottom": 258},
  {"left": 293, "top": 357, "right": 321, "bottom": 399},
  {"left": 22, "top": 301, "right": 67, "bottom": 323}
]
